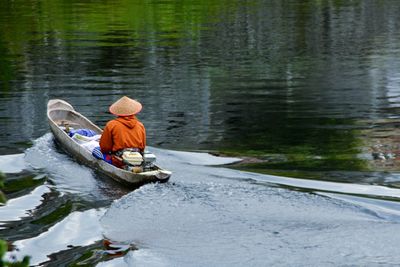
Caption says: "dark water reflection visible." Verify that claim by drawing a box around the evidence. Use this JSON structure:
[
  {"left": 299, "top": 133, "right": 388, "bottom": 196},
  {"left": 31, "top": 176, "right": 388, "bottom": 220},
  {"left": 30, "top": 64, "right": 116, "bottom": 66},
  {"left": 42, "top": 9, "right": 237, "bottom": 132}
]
[{"left": 1, "top": 0, "right": 400, "bottom": 166}]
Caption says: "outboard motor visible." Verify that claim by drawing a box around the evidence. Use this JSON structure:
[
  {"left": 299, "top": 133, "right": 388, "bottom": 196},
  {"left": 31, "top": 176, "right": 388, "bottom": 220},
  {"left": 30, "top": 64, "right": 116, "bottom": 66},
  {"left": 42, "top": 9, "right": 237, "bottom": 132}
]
[{"left": 143, "top": 151, "right": 157, "bottom": 171}]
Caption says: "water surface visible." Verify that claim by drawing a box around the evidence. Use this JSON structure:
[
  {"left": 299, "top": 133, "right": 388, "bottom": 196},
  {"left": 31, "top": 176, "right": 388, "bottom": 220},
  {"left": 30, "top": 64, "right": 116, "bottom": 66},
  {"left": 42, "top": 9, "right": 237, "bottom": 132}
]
[{"left": 2, "top": 0, "right": 400, "bottom": 266}]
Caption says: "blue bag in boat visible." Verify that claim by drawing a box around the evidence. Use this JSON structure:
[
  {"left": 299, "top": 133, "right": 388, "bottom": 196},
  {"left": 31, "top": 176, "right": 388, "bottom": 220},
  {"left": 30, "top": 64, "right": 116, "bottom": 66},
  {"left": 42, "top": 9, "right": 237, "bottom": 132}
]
[
  {"left": 69, "top": 128, "right": 97, "bottom": 138},
  {"left": 92, "top": 146, "right": 112, "bottom": 164}
]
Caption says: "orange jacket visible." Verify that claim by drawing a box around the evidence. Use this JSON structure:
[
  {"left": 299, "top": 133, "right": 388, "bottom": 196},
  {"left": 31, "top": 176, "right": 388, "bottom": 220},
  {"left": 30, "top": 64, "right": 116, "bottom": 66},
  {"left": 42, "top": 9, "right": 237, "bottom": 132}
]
[{"left": 99, "top": 116, "right": 146, "bottom": 154}]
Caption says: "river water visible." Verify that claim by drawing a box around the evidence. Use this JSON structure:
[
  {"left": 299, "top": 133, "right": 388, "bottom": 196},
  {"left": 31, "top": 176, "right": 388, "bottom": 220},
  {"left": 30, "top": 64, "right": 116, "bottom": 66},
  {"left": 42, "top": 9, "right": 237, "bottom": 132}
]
[{"left": 2, "top": 0, "right": 400, "bottom": 266}]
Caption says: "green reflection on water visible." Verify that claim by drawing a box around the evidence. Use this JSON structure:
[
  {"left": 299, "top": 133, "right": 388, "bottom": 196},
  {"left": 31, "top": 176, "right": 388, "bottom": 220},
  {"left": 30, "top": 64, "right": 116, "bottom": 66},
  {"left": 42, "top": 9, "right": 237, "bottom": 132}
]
[
  {"left": 0, "top": 40, "right": 14, "bottom": 92},
  {"left": 3, "top": 174, "right": 46, "bottom": 198},
  {"left": 0, "top": 0, "right": 242, "bottom": 45},
  {"left": 216, "top": 117, "right": 368, "bottom": 176},
  {"left": 0, "top": 172, "right": 6, "bottom": 204},
  {"left": 31, "top": 200, "right": 74, "bottom": 225}
]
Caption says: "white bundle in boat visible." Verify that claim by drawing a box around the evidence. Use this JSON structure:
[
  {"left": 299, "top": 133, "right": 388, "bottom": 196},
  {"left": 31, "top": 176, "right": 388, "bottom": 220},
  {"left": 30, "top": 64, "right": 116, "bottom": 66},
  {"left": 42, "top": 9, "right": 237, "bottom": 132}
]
[
  {"left": 81, "top": 140, "right": 100, "bottom": 152},
  {"left": 72, "top": 133, "right": 101, "bottom": 144}
]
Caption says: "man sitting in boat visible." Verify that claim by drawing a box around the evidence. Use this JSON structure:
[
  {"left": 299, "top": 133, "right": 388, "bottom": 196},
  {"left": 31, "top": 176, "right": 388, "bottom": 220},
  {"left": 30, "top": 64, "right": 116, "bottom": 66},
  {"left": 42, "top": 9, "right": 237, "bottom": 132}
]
[{"left": 98, "top": 96, "right": 146, "bottom": 168}]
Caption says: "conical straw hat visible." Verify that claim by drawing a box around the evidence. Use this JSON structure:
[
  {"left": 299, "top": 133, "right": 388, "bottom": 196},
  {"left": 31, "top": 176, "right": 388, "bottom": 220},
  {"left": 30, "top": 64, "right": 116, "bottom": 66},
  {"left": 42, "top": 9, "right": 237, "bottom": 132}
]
[{"left": 109, "top": 96, "right": 142, "bottom": 116}]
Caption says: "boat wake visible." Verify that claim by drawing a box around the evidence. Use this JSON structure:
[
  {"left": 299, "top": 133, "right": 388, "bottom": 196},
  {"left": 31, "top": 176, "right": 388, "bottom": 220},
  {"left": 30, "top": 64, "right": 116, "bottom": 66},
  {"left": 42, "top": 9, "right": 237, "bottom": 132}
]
[
  {"left": 101, "top": 180, "right": 400, "bottom": 266},
  {"left": 99, "top": 147, "right": 400, "bottom": 266},
  {"left": 23, "top": 133, "right": 129, "bottom": 199}
]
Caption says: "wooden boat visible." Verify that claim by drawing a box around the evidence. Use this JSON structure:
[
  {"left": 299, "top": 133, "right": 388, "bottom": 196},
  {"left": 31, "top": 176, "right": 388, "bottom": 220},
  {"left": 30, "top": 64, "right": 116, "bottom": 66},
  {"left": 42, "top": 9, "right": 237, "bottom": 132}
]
[{"left": 47, "top": 99, "right": 171, "bottom": 187}]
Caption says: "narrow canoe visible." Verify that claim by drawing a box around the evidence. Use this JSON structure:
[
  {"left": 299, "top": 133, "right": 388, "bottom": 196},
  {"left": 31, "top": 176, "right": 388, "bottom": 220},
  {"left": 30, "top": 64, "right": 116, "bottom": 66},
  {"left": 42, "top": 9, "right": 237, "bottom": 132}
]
[{"left": 47, "top": 99, "right": 171, "bottom": 187}]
